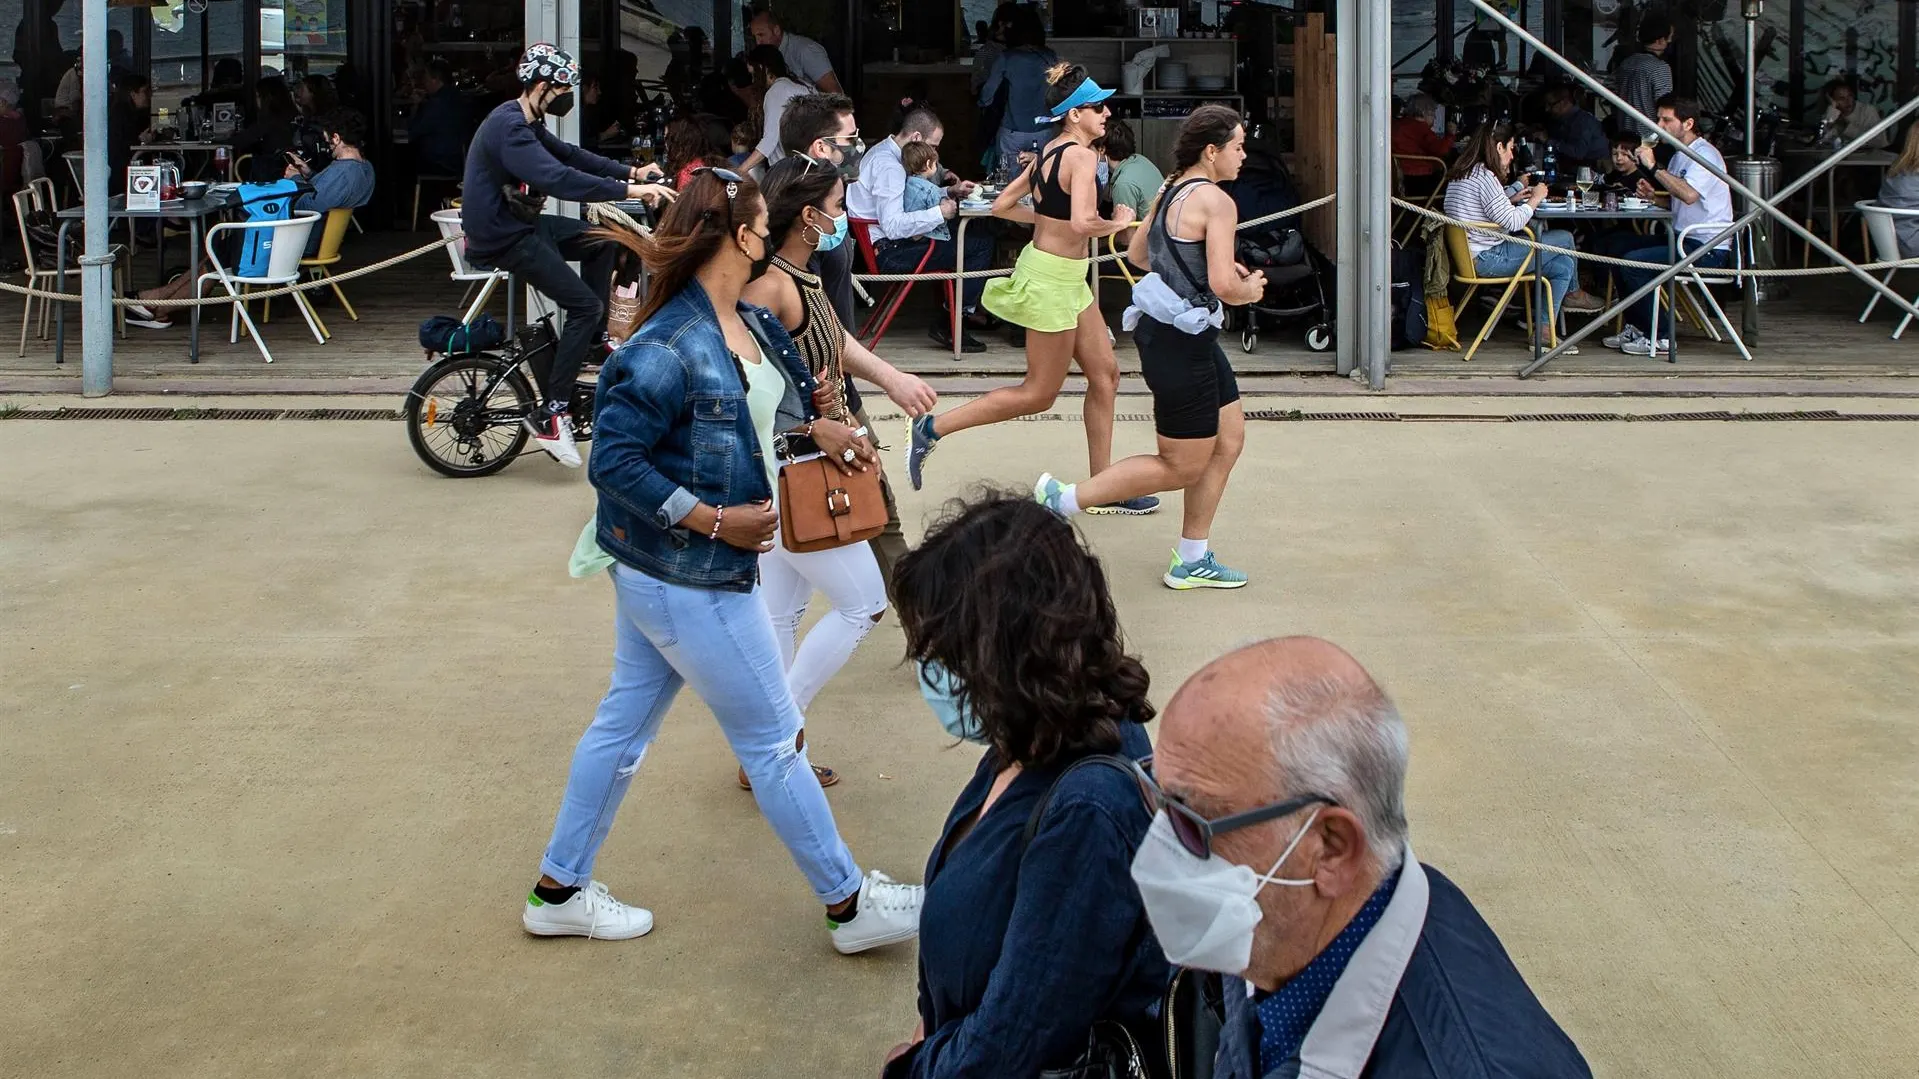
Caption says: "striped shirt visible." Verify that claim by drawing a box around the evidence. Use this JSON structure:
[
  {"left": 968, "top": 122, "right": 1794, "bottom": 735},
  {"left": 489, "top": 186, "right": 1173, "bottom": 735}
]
[
  {"left": 1615, "top": 52, "right": 1673, "bottom": 136},
  {"left": 1441, "top": 164, "right": 1533, "bottom": 256}
]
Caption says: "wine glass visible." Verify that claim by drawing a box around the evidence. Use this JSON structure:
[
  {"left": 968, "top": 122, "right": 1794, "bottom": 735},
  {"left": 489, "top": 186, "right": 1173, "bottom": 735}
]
[{"left": 1574, "top": 166, "right": 1595, "bottom": 206}]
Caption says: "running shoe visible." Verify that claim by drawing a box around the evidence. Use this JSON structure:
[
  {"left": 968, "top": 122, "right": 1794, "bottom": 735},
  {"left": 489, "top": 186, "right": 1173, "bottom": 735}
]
[
  {"left": 1620, "top": 335, "right": 1670, "bottom": 357},
  {"left": 828, "top": 870, "right": 924, "bottom": 955},
  {"left": 907, "top": 414, "right": 939, "bottom": 491},
  {"left": 1033, "top": 472, "right": 1071, "bottom": 516},
  {"left": 526, "top": 409, "right": 582, "bottom": 468},
  {"left": 1602, "top": 325, "right": 1649, "bottom": 351},
  {"left": 522, "top": 880, "right": 654, "bottom": 940},
  {"left": 1086, "top": 495, "right": 1161, "bottom": 516},
  {"left": 1163, "top": 550, "right": 1249, "bottom": 590},
  {"left": 124, "top": 303, "right": 172, "bottom": 330}
]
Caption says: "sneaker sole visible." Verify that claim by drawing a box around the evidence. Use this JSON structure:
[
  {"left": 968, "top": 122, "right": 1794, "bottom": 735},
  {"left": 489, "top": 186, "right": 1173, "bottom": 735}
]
[
  {"left": 1162, "top": 573, "right": 1249, "bottom": 591},
  {"left": 831, "top": 924, "right": 920, "bottom": 955},
  {"left": 522, "top": 911, "right": 655, "bottom": 940},
  {"left": 1085, "top": 503, "right": 1160, "bottom": 516}
]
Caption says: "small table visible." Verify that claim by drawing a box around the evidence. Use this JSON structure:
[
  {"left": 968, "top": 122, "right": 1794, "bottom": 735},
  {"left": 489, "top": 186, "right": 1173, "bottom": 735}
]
[
  {"left": 1780, "top": 148, "right": 1895, "bottom": 260},
  {"left": 1534, "top": 201, "right": 1677, "bottom": 361},
  {"left": 949, "top": 201, "right": 1000, "bottom": 360},
  {"left": 54, "top": 191, "right": 240, "bottom": 366},
  {"left": 133, "top": 142, "right": 234, "bottom": 181}
]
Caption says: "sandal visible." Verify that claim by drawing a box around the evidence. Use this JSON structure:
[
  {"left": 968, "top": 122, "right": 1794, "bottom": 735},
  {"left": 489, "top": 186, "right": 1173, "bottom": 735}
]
[{"left": 737, "top": 762, "right": 840, "bottom": 790}]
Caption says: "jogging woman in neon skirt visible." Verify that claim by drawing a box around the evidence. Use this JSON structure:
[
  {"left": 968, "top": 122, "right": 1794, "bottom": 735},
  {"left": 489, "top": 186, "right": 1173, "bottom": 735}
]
[{"left": 904, "top": 61, "right": 1158, "bottom": 515}]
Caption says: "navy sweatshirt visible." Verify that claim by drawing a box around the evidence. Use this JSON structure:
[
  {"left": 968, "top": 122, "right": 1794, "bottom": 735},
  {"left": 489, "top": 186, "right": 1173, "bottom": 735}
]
[
  {"left": 888, "top": 722, "right": 1171, "bottom": 1078},
  {"left": 459, "top": 100, "right": 630, "bottom": 263}
]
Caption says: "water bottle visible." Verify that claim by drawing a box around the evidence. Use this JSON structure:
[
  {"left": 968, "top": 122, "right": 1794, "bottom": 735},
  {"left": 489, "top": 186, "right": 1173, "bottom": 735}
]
[{"left": 1542, "top": 142, "right": 1559, "bottom": 187}]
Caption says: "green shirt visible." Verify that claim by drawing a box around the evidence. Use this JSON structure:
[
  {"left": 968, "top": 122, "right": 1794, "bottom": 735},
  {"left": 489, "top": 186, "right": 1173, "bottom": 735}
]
[{"left": 1109, "top": 154, "right": 1166, "bottom": 219}]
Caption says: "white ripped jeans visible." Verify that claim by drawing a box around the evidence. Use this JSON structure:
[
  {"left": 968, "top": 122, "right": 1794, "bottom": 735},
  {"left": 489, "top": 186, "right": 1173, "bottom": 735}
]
[{"left": 758, "top": 529, "right": 889, "bottom": 715}]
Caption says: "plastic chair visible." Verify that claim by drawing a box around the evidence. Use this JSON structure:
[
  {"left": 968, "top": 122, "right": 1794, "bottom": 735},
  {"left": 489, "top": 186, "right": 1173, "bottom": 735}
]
[
  {"left": 1445, "top": 222, "right": 1546, "bottom": 361},
  {"left": 1856, "top": 200, "right": 1919, "bottom": 340},
  {"left": 12, "top": 188, "right": 127, "bottom": 355},
  {"left": 413, "top": 145, "right": 466, "bottom": 230},
  {"left": 1672, "top": 223, "right": 1752, "bottom": 361},
  {"left": 195, "top": 210, "right": 325, "bottom": 363},
  {"left": 849, "top": 216, "right": 949, "bottom": 349},
  {"left": 297, "top": 207, "right": 360, "bottom": 339},
  {"left": 430, "top": 208, "right": 517, "bottom": 329}
]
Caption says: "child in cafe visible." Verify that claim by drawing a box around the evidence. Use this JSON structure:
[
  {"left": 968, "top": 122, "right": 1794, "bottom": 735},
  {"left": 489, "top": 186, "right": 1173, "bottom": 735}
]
[{"left": 900, "top": 141, "right": 951, "bottom": 242}]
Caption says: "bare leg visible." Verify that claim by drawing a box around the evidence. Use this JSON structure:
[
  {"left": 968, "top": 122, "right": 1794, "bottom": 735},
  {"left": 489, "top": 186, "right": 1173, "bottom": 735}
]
[
  {"left": 1070, "top": 434, "right": 1214, "bottom": 508},
  {"left": 1073, "top": 303, "right": 1119, "bottom": 475},
  {"left": 1179, "top": 402, "right": 1246, "bottom": 542},
  {"left": 927, "top": 325, "right": 1075, "bottom": 440}
]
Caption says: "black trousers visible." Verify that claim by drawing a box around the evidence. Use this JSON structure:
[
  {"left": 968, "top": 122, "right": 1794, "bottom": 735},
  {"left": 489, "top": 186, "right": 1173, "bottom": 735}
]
[{"left": 485, "top": 215, "right": 616, "bottom": 409}]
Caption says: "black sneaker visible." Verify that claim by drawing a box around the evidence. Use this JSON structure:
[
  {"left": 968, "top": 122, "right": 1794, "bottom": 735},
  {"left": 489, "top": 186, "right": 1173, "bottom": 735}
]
[{"left": 929, "top": 323, "right": 986, "bottom": 354}]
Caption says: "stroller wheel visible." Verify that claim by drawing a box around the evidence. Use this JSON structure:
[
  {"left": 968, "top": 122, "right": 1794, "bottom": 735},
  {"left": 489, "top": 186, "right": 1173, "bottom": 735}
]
[
  {"left": 1305, "top": 323, "right": 1334, "bottom": 352},
  {"left": 1241, "top": 329, "right": 1258, "bottom": 354}
]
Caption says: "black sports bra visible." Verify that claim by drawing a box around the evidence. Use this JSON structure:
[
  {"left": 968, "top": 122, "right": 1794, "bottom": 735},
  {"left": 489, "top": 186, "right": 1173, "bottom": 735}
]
[{"left": 1030, "top": 143, "right": 1075, "bottom": 221}]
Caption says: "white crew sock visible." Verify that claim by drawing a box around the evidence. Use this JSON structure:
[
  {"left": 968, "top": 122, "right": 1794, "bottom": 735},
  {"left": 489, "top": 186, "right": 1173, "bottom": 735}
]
[
  {"left": 1176, "top": 536, "right": 1209, "bottom": 564},
  {"left": 1058, "top": 484, "right": 1081, "bottom": 515}
]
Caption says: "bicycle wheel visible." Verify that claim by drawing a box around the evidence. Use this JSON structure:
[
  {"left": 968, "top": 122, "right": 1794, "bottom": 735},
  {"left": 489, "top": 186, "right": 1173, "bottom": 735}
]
[{"left": 404, "top": 354, "right": 536, "bottom": 478}]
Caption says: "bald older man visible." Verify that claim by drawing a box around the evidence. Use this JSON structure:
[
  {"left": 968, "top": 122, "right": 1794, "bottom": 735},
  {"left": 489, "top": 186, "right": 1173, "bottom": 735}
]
[{"left": 1132, "top": 638, "right": 1590, "bottom": 1078}]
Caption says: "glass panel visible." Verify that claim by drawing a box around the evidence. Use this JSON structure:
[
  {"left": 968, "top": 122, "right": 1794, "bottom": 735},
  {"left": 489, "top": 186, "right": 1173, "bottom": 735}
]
[{"left": 151, "top": 0, "right": 247, "bottom": 118}]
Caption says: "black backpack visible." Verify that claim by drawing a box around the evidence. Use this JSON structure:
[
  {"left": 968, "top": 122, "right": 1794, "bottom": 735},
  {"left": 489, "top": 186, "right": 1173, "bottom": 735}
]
[{"left": 1390, "top": 242, "right": 1428, "bottom": 351}]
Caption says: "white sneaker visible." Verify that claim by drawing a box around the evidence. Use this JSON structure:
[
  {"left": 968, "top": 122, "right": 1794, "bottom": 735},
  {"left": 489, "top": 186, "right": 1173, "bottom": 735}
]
[
  {"left": 828, "top": 870, "right": 924, "bottom": 955},
  {"left": 522, "top": 880, "right": 655, "bottom": 940},
  {"left": 525, "top": 411, "right": 582, "bottom": 468},
  {"left": 1620, "top": 335, "right": 1670, "bottom": 357},
  {"left": 1602, "top": 325, "right": 1648, "bottom": 351}
]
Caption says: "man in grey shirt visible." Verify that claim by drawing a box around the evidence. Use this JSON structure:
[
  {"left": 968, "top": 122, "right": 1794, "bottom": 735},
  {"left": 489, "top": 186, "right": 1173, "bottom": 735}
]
[
  {"left": 1612, "top": 15, "right": 1673, "bottom": 139},
  {"left": 749, "top": 9, "right": 842, "bottom": 94}
]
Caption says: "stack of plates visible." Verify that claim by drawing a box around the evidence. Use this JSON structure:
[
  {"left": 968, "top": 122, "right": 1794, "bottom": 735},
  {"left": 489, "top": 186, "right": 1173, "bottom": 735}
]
[
  {"left": 1156, "top": 61, "right": 1188, "bottom": 91},
  {"left": 1193, "top": 75, "right": 1229, "bottom": 91}
]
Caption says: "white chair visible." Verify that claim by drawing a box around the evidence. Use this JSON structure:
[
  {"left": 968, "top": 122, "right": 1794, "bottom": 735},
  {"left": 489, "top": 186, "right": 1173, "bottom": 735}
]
[
  {"left": 194, "top": 210, "right": 325, "bottom": 364},
  {"left": 431, "top": 208, "right": 516, "bottom": 328},
  {"left": 1672, "top": 222, "right": 1753, "bottom": 362},
  {"left": 1856, "top": 200, "right": 1919, "bottom": 340},
  {"left": 11, "top": 188, "right": 128, "bottom": 355}
]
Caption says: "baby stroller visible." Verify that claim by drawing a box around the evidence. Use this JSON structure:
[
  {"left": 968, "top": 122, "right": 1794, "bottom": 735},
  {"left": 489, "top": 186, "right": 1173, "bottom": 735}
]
[{"left": 1223, "top": 145, "right": 1335, "bottom": 353}]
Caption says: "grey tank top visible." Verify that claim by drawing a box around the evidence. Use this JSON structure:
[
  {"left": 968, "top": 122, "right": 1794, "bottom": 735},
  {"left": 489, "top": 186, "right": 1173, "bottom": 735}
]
[{"left": 1147, "top": 178, "right": 1216, "bottom": 303}]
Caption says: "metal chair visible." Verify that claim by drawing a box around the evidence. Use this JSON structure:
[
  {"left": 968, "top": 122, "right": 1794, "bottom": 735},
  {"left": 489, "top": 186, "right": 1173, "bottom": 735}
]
[
  {"left": 297, "top": 207, "right": 360, "bottom": 339},
  {"left": 194, "top": 210, "right": 325, "bottom": 363},
  {"left": 1856, "top": 200, "right": 1919, "bottom": 340},
  {"left": 1670, "top": 223, "right": 1752, "bottom": 361},
  {"left": 11, "top": 188, "right": 127, "bottom": 355},
  {"left": 430, "top": 208, "right": 517, "bottom": 329},
  {"left": 1392, "top": 155, "right": 1449, "bottom": 243},
  {"left": 1444, "top": 222, "right": 1547, "bottom": 361},
  {"left": 849, "top": 216, "right": 949, "bottom": 349}
]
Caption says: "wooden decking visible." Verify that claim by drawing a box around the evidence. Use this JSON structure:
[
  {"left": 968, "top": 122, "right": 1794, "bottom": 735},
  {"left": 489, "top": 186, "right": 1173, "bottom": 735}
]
[{"left": 2, "top": 231, "right": 1915, "bottom": 389}]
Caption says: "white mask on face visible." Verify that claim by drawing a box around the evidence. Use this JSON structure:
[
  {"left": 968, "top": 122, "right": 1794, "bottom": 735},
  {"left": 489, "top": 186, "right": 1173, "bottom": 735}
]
[{"left": 1129, "top": 805, "right": 1322, "bottom": 974}]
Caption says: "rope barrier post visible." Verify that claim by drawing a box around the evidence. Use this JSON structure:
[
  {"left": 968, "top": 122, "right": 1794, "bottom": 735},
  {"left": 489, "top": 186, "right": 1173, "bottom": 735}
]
[
  {"left": 1465, "top": 0, "right": 1919, "bottom": 376},
  {"left": 81, "top": 0, "right": 113, "bottom": 397}
]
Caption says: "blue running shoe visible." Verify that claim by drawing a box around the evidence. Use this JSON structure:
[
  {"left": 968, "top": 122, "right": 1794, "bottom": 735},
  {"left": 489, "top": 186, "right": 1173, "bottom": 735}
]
[
  {"left": 1033, "top": 472, "right": 1070, "bottom": 516},
  {"left": 1163, "top": 550, "right": 1249, "bottom": 590},
  {"left": 1086, "top": 495, "right": 1161, "bottom": 515},
  {"left": 907, "top": 414, "right": 939, "bottom": 492}
]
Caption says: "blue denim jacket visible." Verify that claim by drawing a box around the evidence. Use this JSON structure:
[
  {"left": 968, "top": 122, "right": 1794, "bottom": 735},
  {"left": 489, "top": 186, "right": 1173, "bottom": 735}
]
[{"left": 589, "top": 281, "right": 820, "bottom": 593}]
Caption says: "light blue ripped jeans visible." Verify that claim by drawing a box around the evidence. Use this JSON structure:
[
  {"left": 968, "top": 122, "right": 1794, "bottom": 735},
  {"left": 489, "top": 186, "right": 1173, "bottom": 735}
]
[{"left": 540, "top": 562, "right": 865, "bottom": 905}]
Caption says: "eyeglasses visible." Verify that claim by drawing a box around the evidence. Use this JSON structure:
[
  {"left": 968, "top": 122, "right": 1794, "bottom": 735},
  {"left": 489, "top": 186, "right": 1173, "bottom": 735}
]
[{"left": 1122, "top": 755, "right": 1334, "bottom": 860}]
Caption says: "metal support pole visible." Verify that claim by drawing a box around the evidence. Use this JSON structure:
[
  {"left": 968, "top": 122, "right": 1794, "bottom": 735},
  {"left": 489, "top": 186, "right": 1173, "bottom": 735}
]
[
  {"left": 1743, "top": 1, "right": 1760, "bottom": 340},
  {"left": 1334, "top": 0, "right": 1360, "bottom": 379},
  {"left": 1745, "top": 17, "right": 1757, "bottom": 156},
  {"left": 1465, "top": 0, "right": 1919, "bottom": 374},
  {"left": 81, "top": 0, "right": 113, "bottom": 397},
  {"left": 1360, "top": 0, "right": 1391, "bottom": 387}
]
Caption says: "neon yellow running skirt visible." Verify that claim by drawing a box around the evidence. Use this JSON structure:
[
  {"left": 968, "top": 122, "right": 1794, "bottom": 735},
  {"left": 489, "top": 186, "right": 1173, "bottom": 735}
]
[{"left": 981, "top": 244, "right": 1093, "bottom": 333}]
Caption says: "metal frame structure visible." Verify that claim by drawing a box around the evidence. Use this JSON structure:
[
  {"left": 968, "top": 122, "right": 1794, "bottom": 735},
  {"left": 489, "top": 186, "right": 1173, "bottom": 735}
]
[{"left": 1336, "top": 0, "right": 1394, "bottom": 389}]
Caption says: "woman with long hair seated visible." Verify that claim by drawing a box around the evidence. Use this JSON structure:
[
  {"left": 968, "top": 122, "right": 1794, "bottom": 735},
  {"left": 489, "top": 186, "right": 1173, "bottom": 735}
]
[
  {"left": 881, "top": 493, "right": 1170, "bottom": 1077},
  {"left": 521, "top": 168, "right": 923, "bottom": 953}
]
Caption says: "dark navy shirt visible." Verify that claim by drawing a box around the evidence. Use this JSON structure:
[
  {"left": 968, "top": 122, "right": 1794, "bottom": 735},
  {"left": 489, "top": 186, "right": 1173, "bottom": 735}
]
[
  {"left": 892, "top": 722, "right": 1170, "bottom": 1078},
  {"left": 1255, "top": 862, "right": 1402, "bottom": 1074}
]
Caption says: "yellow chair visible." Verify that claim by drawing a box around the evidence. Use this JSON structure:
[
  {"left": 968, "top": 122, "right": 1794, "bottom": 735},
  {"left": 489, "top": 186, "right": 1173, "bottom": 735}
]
[
  {"left": 231, "top": 154, "right": 251, "bottom": 182},
  {"left": 296, "top": 208, "right": 359, "bottom": 340},
  {"left": 1105, "top": 233, "right": 1138, "bottom": 286},
  {"left": 1392, "top": 155, "right": 1449, "bottom": 243},
  {"left": 1445, "top": 222, "right": 1554, "bottom": 361}
]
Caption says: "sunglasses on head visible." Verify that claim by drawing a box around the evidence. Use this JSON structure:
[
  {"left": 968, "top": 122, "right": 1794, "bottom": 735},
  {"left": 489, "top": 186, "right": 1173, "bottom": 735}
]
[
  {"left": 1121, "top": 756, "right": 1334, "bottom": 860},
  {"left": 691, "top": 166, "right": 746, "bottom": 226}
]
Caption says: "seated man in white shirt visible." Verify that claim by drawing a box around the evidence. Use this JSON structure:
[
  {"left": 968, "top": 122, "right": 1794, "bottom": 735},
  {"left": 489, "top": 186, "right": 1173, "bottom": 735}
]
[
  {"left": 847, "top": 102, "right": 994, "bottom": 352},
  {"left": 1606, "top": 94, "right": 1734, "bottom": 356},
  {"left": 749, "top": 9, "right": 842, "bottom": 94}
]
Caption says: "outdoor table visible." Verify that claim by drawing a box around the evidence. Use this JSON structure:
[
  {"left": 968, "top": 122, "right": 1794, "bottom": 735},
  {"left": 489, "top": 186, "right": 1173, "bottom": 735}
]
[
  {"left": 134, "top": 142, "right": 234, "bottom": 181},
  {"left": 1534, "top": 200, "right": 1677, "bottom": 360},
  {"left": 54, "top": 190, "right": 240, "bottom": 366},
  {"left": 1780, "top": 147, "right": 1896, "bottom": 259}
]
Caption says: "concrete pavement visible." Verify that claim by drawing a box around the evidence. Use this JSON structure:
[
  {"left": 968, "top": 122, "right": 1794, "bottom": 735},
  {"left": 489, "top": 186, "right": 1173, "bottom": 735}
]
[{"left": 3, "top": 401, "right": 1917, "bottom": 1077}]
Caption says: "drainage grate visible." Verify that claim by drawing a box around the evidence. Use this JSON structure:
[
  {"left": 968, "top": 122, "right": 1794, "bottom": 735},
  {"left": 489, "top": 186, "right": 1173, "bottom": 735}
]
[
  {"left": 281, "top": 408, "right": 404, "bottom": 421},
  {"left": 1631, "top": 411, "right": 1737, "bottom": 421},
  {"left": 1504, "top": 413, "right": 1624, "bottom": 422},
  {"left": 45, "top": 407, "right": 179, "bottom": 420}
]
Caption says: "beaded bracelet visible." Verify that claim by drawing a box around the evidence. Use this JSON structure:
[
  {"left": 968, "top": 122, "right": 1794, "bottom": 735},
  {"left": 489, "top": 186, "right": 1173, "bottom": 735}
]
[{"left": 710, "top": 504, "right": 724, "bottom": 541}]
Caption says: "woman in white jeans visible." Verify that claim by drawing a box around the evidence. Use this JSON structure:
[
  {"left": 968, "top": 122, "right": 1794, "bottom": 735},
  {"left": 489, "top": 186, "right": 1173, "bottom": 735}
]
[
  {"left": 1443, "top": 122, "right": 1603, "bottom": 347},
  {"left": 742, "top": 157, "right": 926, "bottom": 790}
]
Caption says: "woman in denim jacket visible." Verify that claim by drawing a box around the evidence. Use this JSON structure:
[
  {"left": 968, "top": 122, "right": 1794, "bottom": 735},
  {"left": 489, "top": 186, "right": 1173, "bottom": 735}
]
[{"left": 521, "top": 169, "right": 924, "bottom": 954}]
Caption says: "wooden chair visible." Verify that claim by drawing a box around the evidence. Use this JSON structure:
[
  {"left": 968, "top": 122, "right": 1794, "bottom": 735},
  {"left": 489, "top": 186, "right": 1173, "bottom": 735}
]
[
  {"left": 297, "top": 208, "right": 360, "bottom": 339},
  {"left": 11, "top": 188, "right": 127, "bottom": 355},
  {"left": 1392, "top": 155, "right": 1449, "bottom": 244},
  {"left": 1445, "top": 222, "right": 1549, "bottom": 361}
]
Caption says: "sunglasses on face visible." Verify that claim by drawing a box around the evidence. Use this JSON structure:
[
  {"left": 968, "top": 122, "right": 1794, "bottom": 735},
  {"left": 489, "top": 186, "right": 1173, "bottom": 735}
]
[{"left": 1122, "top": 756, "right": 1334, "bottom": 860}]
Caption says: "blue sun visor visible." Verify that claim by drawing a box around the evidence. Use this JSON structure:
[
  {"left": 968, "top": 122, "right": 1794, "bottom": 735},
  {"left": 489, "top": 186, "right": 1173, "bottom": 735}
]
[{"left": 1045, "top": 77, "right": 1116, "bottom": 120}]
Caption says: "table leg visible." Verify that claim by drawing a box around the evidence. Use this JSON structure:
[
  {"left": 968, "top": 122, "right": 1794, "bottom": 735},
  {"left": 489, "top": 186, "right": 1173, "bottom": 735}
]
[
  {"left": 189, "top": 218, "right": 202, "bottom": 363},
  {"left": 951, "top": 215, "right": 967, "bottom": 361},
  {"left": 1666, "top": 225, "right": 1678, "bottom": 364},
  {"left": 54, "top": 221, "right": 72, "bottom": 364}
]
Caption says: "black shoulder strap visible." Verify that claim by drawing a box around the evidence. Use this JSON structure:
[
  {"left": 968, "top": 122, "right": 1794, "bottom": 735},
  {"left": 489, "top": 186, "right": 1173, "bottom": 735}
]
[
  {"left": 1019, "top": 753, "right": 1143, "bottom": 854},
  {"left": 1033, "top": 142, "right": 1075, "bottom": 207},
  {"left": 1154, "top": 178, "right": 1217, "bottom": 299}
]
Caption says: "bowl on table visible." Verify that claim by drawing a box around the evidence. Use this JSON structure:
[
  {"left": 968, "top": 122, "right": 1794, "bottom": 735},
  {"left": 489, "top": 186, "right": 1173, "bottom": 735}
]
[
  {"left": 179, "top": 180, "right": 211, "bottom": 200},
  {"left": 1619, "top": 196, "right": 1649, "bottom": 211}
]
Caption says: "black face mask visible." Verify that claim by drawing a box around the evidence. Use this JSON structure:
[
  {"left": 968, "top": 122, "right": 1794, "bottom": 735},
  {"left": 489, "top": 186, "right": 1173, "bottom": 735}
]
[
  {"left": 545, "top": 91, "right": 575, "bottom": 118},
  {"left": 743, "top": 229, "right": 774, "bottom": 283}
]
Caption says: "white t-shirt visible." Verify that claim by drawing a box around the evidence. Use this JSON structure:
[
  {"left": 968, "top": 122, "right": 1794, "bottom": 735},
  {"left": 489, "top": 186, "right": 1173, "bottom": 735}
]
[
  {"left": 1668, "top": 137, "right": 1734, "bottom": 251},
  {"left": 758, "top": 77, "right": 810, "bottom": 164},
  {"left": 779, "top": 33, "right": 836, "bottom": 90}
]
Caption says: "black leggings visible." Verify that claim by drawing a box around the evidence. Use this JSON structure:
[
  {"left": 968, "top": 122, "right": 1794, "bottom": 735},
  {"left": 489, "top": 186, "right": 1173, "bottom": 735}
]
[{"left": 484, "top": 214, "right": 616, "bottom": 410}]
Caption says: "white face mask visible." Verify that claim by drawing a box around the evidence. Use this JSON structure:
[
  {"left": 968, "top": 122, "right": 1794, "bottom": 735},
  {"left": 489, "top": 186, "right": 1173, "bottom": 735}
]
[{"left": 1129, "top": 806, "right": 1322, "bottom": 974}]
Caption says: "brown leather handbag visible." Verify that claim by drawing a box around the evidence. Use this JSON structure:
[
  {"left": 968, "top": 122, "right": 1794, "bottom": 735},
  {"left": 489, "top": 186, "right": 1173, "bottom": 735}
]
[{"left": 777, "top": 451, "right": 888, "bottom": 553}]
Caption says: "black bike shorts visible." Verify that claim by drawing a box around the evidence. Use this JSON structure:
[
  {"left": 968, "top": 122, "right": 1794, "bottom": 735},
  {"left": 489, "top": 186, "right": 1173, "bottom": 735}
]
[{"left": 1134, "top": 316, "right": 1241, "bottom": 440}]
